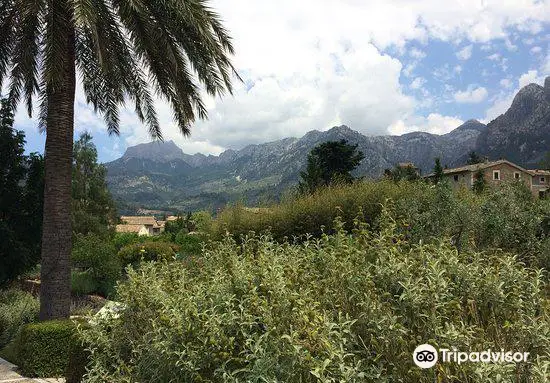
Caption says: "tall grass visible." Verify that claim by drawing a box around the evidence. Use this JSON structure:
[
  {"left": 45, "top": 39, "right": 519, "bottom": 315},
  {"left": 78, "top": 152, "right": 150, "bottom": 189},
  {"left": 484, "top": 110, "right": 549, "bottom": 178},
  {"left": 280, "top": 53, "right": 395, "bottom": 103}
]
[
  {"left": 212, "top": 180, "right": 550, "bottom": 263},
  {"left": 212, "top": 180, "right": 434, "bottom": 240}
]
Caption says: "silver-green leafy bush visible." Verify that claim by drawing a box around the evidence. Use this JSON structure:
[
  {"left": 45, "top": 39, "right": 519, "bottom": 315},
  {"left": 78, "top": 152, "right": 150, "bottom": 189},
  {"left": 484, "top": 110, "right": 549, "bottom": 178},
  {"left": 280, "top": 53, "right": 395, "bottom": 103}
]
[
  {"left": 0, "top": 289, "right": 39, "bottom": 349},
  {"left": 80, "top": 210, "right": 550, "bottom": 382}
]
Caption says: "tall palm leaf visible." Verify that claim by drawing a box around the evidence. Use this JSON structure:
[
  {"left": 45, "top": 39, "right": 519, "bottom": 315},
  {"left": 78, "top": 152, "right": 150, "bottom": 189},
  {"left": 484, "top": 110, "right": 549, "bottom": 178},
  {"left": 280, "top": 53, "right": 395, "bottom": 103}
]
[{"left": 0, "top": 0, "right": 240, "bottom": 319}]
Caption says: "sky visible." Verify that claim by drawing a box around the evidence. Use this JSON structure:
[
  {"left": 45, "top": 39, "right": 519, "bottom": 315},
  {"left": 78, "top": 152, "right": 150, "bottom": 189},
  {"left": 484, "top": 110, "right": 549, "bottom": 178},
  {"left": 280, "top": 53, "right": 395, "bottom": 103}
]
[{"left": 11, "top": 0, "right": 550, "bottom": 163}]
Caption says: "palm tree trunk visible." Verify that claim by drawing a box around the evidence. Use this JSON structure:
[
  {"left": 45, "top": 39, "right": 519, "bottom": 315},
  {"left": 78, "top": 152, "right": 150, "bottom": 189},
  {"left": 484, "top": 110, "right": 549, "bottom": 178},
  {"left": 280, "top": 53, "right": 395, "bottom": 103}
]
[{"left": 39, "top": 7, "right": 76, "bottom": 320}]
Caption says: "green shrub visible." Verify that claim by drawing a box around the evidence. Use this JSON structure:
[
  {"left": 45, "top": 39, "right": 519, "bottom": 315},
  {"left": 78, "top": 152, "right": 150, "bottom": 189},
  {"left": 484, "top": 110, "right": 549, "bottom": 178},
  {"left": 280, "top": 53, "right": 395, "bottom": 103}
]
[
  {"left": 66, "top": 322, "right": 91, "bottom": 383},
  {"left": 213, "top": 180, "right": 431, "bottom": 241},
  {"left": 112, "top": 232, "right": 141, "bottom": 252},
  {"left": 71, "top": 271, "right": 98, "bottom": 296},
  {"left": 72, "top": 234, "right": 121, "bottom": 297},
  {"left": 174, "top": 231, "right": 207, "bottom": 257},
  {"left": 216, "top": 179, "right": 550, "bottom": 265},
  {"left": 79, "top": 215, "right": 550, "bottom": 382},
  {"left": 190, "top": 210, "right": 213, "bottom": 233},
  {"left": 0, "top": 289, "right": 39, "bottom": 349},
  {"left": 18, "top": 320, "right": 76, "bottom": 377},
  {"left": 118, "top": 241, "right": 178, "bottom": 268}
]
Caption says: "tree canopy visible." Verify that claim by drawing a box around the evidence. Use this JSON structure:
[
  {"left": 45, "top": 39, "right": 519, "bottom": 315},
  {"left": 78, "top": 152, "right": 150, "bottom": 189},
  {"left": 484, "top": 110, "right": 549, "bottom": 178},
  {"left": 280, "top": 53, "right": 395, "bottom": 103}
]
[
  {"left": 298, "top": 140, "right": 365, "bottom": 194},
  {"left": 432, "top": 158, "right": 444, "bottom": 185},
  {"left": 0, "top": 99, "right": 44, "bottom": 285},
  {"left": 467, "top": 151, "right": 483, "bottom": 165},
  {"left": 72, "top": 132, "right": 117, "bottom": 238}
]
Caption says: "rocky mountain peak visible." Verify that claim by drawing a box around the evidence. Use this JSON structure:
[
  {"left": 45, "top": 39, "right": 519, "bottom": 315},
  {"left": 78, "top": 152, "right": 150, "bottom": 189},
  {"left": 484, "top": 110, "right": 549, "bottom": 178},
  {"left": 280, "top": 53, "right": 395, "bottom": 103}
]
[
  {"left": 504, "top": 83, "right": 546, "bottom": 123},
  {"left": 454, "top": 119, "right": 486, "bottom": 132},
  {"left": 122, "top": 140, "right": 184, "bottom": 162},
  {"left": 475, "top": 78, "right": 550, "bottom": 166}
]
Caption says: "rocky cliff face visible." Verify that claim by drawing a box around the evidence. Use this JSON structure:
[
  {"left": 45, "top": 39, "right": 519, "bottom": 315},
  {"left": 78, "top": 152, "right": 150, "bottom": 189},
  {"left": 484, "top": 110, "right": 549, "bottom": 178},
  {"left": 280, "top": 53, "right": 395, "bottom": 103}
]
[{"left": 475, "top": 77, "right": 550, "bottom": 166}]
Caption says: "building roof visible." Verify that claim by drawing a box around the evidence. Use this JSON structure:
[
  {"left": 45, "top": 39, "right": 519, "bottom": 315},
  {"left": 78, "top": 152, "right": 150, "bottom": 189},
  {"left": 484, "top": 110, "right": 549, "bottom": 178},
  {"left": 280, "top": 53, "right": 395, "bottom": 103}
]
[
  {"left": 166, "top": 216, "right": 179, "bottom": 222},
  {"left": 120, "top": 216, "right": 159, "bottom": 227},
  {"left": 115, "top": 224, "right": 148, "bottom": 234},
  {"left": 426, "top": 159, "right": 530, "bottom": 178},
  {"left": 527, "top": 169, "right": 550, "bottom": 176}
]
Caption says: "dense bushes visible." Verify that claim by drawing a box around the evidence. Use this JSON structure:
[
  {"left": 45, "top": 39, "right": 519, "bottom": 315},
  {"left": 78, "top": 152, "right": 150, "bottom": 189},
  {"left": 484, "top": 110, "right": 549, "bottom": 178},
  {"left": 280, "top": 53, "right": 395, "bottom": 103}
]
[
  {"left": 72, "top": 234, "right": 121, "bottom": 297},
  {"left": 213, "top": 180, "right": 550, "bottom": 262},
  {"left": 212, "top": 180, "right": 428, "bottom": 240},
  {"left": 118, "top": 241, "right": 178, "bottom": 267},
  {"left": 392, "top": 181, "right": 550, "bottom": 267},
  {"left": 79, "top": 214, "right": 550, "bottom": 382},
  {"left": 0, "top": 289, "right": 39, "bottom": 349},
  {"left": 16, "top": 320, "right": 85, "bottom": 378},
  {"left": 71, "top": 271, "right": 98, "bottom": 296},
  {"left": 175, "top": 232, "right": 207, "bottom": 258}
]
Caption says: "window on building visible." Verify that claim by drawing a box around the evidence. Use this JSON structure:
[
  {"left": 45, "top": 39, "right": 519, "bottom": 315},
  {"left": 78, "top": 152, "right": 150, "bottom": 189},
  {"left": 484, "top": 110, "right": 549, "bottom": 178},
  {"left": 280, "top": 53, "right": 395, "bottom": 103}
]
[
  {"left": 453, "top": 175, "right": 459, "bottom": 182},
  {"left": 541, "top": 177, "right": 546, "bottom": 183},
  {"left": 493, "top": 170, "right": 500, "bottom": 180},
  {"left": 514, "top": 172, "right": 520, "bottom": 180}
]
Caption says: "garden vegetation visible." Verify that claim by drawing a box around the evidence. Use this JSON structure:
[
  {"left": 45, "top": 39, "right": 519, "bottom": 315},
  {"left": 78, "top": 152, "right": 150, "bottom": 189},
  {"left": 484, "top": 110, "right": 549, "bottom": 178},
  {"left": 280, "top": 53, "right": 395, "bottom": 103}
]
[{"left": 80, "top": 207, "right": 550, "bottom": 382}]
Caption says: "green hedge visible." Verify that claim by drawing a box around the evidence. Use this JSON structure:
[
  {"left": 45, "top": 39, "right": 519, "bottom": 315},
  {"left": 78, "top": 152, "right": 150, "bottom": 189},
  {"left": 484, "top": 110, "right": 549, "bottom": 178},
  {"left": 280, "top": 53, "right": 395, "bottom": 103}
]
[
  {"left": 66, "top": 334, "right": 90, "bottom": 383},
  {"left": 17, "top": 320, "right": 88, "bottom": 379},
  {"left": 118, "top": 241, "right": 178, "bottom": 268}
]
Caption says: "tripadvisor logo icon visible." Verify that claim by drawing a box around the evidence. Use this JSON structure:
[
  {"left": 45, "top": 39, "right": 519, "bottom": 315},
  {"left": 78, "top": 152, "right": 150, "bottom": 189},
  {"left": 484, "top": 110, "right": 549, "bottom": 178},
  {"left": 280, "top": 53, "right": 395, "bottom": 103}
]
[
  {"left": 413, "top": 344, "right": 530, "bottom": 369},
  {"left": 413, "top": 344, "right": 438, "bottom": 369}
]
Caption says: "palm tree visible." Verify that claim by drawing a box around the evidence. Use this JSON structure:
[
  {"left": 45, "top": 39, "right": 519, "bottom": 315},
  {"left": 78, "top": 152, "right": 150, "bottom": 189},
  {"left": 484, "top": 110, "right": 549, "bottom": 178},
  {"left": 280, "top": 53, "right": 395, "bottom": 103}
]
[{"left": 0, "top": 0, "right": 239, "bottom": 320}]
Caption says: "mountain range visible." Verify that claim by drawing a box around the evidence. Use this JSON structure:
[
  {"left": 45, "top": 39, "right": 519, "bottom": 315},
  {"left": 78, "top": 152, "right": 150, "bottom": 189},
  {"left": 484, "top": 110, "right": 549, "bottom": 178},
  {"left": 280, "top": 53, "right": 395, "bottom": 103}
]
[{"left": 105, "top": 77, "right": 550, "bottom": 213}]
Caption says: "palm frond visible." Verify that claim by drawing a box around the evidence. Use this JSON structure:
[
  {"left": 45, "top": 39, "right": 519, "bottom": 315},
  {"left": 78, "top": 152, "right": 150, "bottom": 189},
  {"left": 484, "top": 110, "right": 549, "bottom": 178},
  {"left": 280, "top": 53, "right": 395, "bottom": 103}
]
[
  {"left": 7, "top": 0, "right": 43, "bottom": 114},
  {"left": 0, "top": 0, "right": 17, "bottom": 91},
  {"left": 42, "top": 0, "right": 74, "bottom": 92},
  {"left": 75, "top": 0, "right": 162, "bottom": 137},
  {"left": 112, "top": 0, "right": 240, "bottom": 136}
]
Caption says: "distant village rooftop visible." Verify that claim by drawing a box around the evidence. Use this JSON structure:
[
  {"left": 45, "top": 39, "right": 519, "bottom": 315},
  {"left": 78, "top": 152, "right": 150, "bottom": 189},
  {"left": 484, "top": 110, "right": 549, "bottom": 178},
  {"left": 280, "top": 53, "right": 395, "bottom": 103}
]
[
  {"left": 117, "top": 216, "right": 162, "bottom": 236},
  {"left": 120, "top": 215, "right": 160, "bottom": 228},
  {"left": 115, "top": 224, "right": 149, "bottom": 236}
]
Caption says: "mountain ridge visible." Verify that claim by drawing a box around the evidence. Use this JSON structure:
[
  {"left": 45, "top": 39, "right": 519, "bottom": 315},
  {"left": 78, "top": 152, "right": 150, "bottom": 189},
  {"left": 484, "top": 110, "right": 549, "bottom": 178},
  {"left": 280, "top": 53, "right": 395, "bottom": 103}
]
[{"left": 106, "top": 77, "right": 550, "bottom": 213}]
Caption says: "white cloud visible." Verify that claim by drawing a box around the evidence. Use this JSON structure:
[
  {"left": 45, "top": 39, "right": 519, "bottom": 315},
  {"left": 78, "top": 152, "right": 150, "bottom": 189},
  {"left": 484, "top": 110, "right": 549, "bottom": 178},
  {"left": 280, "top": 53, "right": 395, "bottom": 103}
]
[
  {"left": 402, "top": 63, "right": 417, "bottom": 77},
  {"left": 487, "top": 53, "right": 500, "bottom": 61},
  {"left": 388, "top": 113, "right": 464, "bottom": 135},
  {"left": 123, "top": 43, "right": 415, "bottom": 149},
  {"left": 410, "top": 77, "right": 426, "bottom": 90},
  {"left": 519, "top": 70, "right": 542, "bottom": 87},
  {"left": 530, "top": 46, "right": 542, "bottom": 54},
  {"left": 454, "top": 86, "right": 489, "bottom": 103},
  {"left": 456, "top": 45, "right": 473, "bottom": 60},
  {"left": 499, "top": 78, "right": 512, "bottom": 88},
  {"left": 504, "top": 38, "right": 518, "bottom": 52},
  {"left": 544, "top": 54, "right": 550, "bottom": 75},
  {"left": 11, "top": 0, "right": 550, "bottom": 155},
  {"left": 409, "top": 48, "right": 426, "bottom": 59}
]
